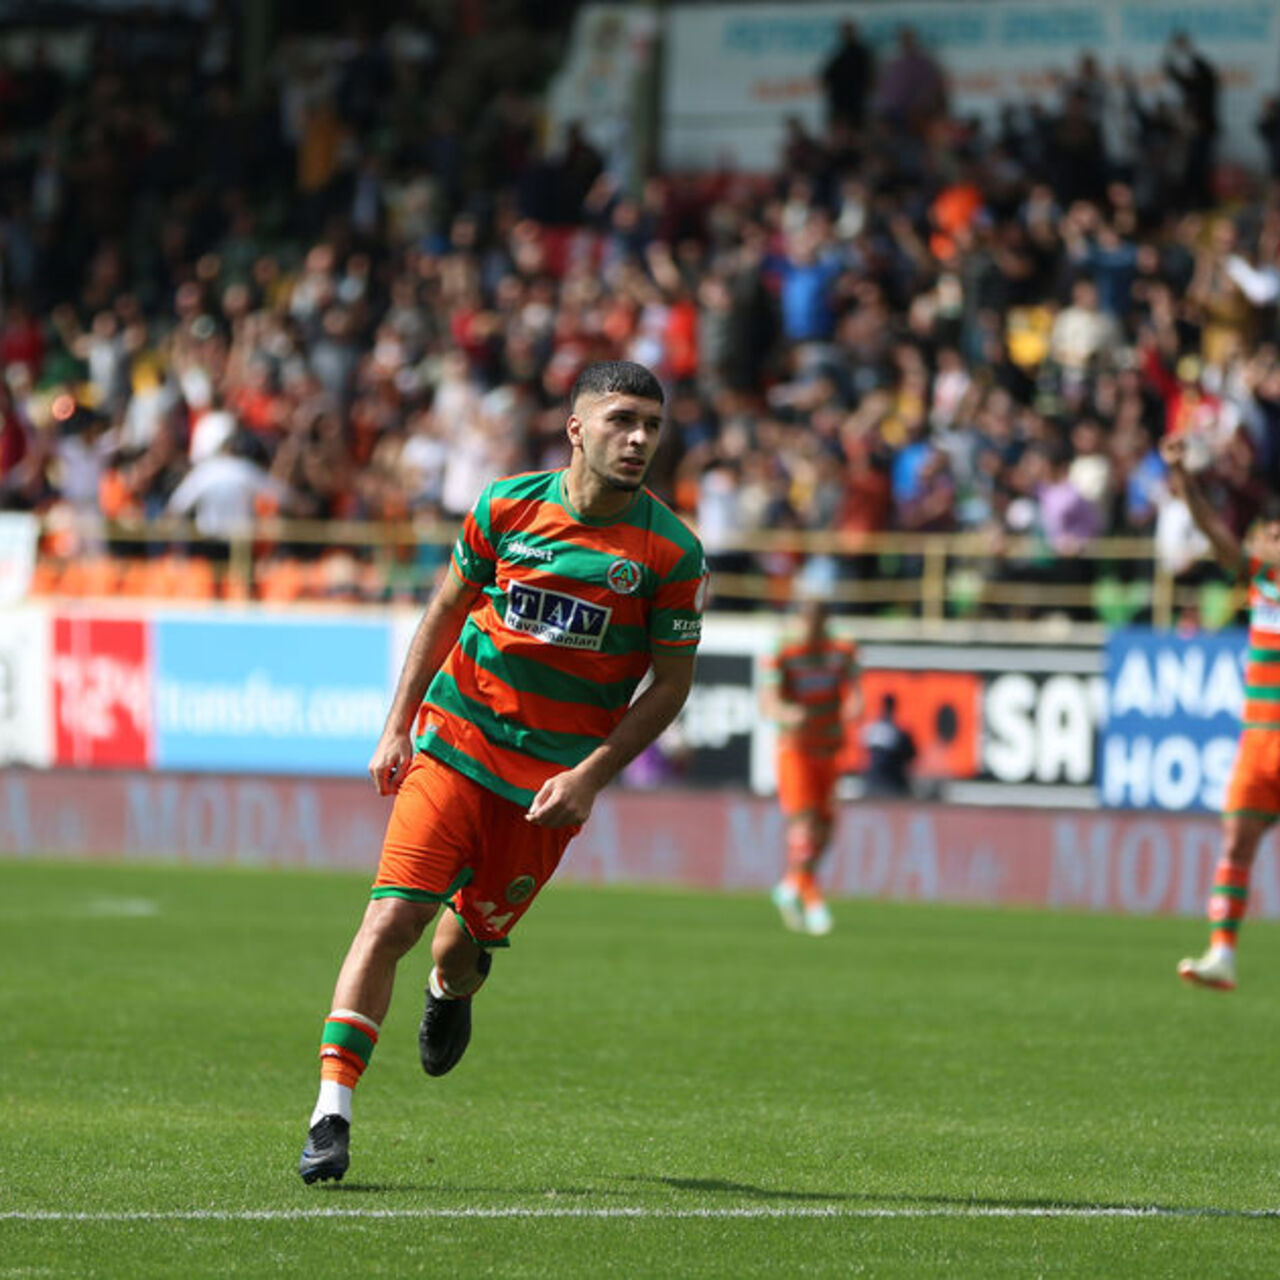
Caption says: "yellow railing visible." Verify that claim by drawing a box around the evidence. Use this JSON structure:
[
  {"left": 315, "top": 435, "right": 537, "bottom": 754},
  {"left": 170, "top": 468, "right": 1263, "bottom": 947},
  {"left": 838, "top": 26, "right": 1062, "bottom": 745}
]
[{"left": 37, "top": 516, "right": 1230, "bottom": 629}]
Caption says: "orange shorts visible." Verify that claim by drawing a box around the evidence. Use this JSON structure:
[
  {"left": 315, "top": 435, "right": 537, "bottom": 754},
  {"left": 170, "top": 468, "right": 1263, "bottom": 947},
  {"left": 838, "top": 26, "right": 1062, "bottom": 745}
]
[
  {"left": 776, "top": 745, "right": 840, "bottom": 821},
  {"left": 372, "top": 751, "right": 579, "bottom": 946},
  {"left": 1224, "top": 729, "right": 1280, "bottom": 822}
]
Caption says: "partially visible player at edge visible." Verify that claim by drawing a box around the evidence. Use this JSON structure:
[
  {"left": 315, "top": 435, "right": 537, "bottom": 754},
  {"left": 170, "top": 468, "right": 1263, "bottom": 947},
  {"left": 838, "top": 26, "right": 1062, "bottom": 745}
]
[
  {"left": 299, "top": 361, "right": 707, "bottom": 1182},
  {"left": 761, "top": 598, "right": 861, "bottom": 936},
  {"left": 1163, "top": 433, "right": 1280, "bottom": 991}
]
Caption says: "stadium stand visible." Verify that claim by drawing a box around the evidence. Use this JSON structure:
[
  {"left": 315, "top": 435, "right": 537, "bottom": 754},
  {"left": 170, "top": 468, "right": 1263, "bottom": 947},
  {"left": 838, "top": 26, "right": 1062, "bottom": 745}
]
[{"left": 0, "top": 3, "right": 1275, "bottom": 621}]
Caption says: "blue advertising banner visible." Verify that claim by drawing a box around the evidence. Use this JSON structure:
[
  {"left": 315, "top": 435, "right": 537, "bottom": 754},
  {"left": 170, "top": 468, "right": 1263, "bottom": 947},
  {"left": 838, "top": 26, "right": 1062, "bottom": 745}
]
[
  {"left": 153, "top": 616, "right": 393, "bottom": 776},
  {"left": 1101, "top": 628, "right": 1246, "bottom": 812}
]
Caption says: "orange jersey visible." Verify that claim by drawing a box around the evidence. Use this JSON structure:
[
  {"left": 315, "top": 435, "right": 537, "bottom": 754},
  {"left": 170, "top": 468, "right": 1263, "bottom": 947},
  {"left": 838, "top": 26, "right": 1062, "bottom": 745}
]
[
  {"left": 416, "top": 469, "right": 706, "bottom": 806},
  {"left": 764, "top": 635, "right": 859, "bottom": 757}
]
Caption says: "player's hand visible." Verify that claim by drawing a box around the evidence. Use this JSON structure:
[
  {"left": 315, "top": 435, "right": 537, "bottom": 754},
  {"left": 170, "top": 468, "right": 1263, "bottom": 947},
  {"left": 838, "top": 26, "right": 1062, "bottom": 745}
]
[
  {"left": 525, "top": 768, "right": 598, "bottom": 828},
  {"left": 368, "top": 732, "right": 414, "bottom": 796}
]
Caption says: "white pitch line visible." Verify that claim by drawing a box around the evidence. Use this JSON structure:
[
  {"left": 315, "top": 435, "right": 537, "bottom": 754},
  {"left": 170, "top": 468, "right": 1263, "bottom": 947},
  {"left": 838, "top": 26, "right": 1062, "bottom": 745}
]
[{"left": 3, "top": 1206, "right": 1279, "bottom": 1222}]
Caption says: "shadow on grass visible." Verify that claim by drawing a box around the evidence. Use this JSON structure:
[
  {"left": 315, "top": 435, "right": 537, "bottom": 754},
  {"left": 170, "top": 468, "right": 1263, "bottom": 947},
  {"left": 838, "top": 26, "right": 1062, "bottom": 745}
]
[
  {"left": 310, "top": 1176, "right": 1280, "bottom": 1218},
  {"left": 630, "top": 1177, "right": 1280, "bottom": 1218}
]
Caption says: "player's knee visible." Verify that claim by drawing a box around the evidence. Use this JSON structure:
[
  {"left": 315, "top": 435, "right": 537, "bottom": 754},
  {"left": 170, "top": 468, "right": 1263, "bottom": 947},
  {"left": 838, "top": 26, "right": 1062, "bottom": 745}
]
[
  {"left": 362, "top": 898, "right": 433, "bottom": 956},
  {"left": 433, "top": 932, "right": 490, "bottom": 995}
]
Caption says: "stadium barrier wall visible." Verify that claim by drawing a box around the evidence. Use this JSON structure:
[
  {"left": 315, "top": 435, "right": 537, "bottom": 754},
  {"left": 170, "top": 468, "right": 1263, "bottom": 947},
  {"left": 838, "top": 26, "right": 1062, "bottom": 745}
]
[
  {"left": 661, "top": 0, "right": 1279, "bottom": 171},
  {"left": 1, "top": 769, "right": 1269, "bottom": 919},
  {"left": 0, "top": 602, "right": 1254, "bottom": 812}
]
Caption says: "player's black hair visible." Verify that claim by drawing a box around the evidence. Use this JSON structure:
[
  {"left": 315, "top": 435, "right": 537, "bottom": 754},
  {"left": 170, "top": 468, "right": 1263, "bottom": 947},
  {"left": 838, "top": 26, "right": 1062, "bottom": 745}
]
[{"left": 569, "top": 361, "right": 664, "bottom": 411}]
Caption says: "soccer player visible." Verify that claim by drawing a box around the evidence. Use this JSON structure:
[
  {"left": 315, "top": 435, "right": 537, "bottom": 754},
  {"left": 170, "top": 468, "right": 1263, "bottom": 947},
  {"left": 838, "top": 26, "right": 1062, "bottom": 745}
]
[
  {"left": 299, "top": 361, "right": 706, "bottom": 1182},
  {"left": 1163, "top": 433, "right": 1280, "bottom": 991},
  {"left": 761, "top": 597, "right": 861, "bottom": 936}
]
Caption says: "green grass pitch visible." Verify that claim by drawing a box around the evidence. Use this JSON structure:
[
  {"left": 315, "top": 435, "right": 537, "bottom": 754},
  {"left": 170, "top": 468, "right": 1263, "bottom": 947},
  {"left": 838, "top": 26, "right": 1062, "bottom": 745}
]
[{"left": 5, "top": 859, "right": 1280, "bottom": 1278}]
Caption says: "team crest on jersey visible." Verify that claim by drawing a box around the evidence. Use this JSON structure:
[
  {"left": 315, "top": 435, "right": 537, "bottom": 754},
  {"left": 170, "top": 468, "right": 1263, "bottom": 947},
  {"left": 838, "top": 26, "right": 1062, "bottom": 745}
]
[
  {"left": 505, "top": 875, "right": 536, "bottom": 905},
  {"left": 506, "top": 582, "right": 612, "bottom": 649},
  {"left": 606, "top": 558, "right": 642, "bottom": 595}
]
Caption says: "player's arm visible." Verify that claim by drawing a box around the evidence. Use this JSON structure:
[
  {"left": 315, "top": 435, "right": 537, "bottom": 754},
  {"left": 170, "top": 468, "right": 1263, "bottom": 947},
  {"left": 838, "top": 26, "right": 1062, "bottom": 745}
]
[
  {"left": 526, "top": 647, "right": 697, "bottom": 827},
  {"left": 841, "top": 651, "right": 864, "bottom": 725},
  {"left": 369, "top": 566, "right": 482, "bottom": 795},
  {"left": 1159, "top": 434, "right": 1245, "bottom": 574},
  {"left": 760, "top": 657, "right": 805, "bottom": 730}
]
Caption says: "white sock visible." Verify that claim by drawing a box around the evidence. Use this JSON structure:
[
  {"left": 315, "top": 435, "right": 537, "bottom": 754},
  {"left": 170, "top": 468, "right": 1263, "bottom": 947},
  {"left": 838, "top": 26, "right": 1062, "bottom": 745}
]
[
  {"left": 310, "top": 1008, "right": 378, "bottom": 1127},
  {"left": 1209, "top": 942, "right": 1236, "bottom": 962},
  {"left": 429, "top": 966, "right": 453, "bottom": 1000},
  {"left": 311, "top": 1080, "right": 352, "bottom": 1127}
]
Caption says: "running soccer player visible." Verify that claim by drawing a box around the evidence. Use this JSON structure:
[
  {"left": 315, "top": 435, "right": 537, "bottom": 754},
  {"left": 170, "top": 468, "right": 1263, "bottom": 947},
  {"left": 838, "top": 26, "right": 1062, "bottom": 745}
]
[
  {"left": 1163, "top": 433, "right": 1280, "bottom": 991},
  {"left": 299, "top": 361, "right": 706, "bottom": 1182},
  {"left": 761, "top": 597, "right": 861, "bottom": 936}
]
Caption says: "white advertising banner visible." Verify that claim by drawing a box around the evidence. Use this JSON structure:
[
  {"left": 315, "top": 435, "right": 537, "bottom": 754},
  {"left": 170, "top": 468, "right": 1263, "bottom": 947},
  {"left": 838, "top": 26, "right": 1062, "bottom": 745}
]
[
  {"left": 0, "top": 513, "right": 38, "bottom": 606},
  {"left": 0, "top": 604, "right": 53, "bottom": 768},
  {"left": 663, "top": 0, "right": 1280, "bottom": 171}
]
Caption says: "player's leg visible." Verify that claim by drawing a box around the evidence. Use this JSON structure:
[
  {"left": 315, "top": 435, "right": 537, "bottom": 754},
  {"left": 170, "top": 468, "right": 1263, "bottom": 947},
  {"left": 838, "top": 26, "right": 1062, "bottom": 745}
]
[
  {"left": 418, "top": 785, "right": 578, "bottom": 1075},
  {"left": 772, "top": 746, "right": 817, "bottom": 930},
  {"left": 1179, "top": 732, "right": 1280, "bottom": 992},
  {"left": 1178, "top": 813, "right": 1270, "bottom": 991},
  {"left": 800, "top": 812, "right": 835, "bottom": 936},
  {"left": 418, "top": 909, "right": 495, "bottom": 1077},
  {"left": 773, "top": 751, "right": 838, "bottom": 935},
  {"left": 300, "top": 753, "right": 469, "bottom": 1183},
  {"left": 300, "top": 897, "right": 437, "bottom": 1182}
]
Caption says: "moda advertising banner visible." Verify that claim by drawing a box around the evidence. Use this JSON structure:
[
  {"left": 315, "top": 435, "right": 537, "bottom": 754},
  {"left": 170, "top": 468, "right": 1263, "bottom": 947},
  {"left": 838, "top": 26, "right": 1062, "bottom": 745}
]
[
  {"left": 51, "top": 613, "right": 152, "bottom": 768},
  {"left": 152, "top": 615, "right": 393, "bottom": 776},
  {"left": 663, "top": 1, "right": 1280, "bottom": 170},
  {"left": 0, "top": 604, "right": 53, "bottom": 768},
  {"left": 1101, "top": 627, "right": 1245, "bottom": 812},
  {"left": 4, "top": 769, "right": 1274, "bottom": 921}
]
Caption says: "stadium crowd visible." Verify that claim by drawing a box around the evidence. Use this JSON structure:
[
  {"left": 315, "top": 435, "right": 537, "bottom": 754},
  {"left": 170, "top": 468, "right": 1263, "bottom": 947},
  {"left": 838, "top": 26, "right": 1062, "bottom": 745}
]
[{"left": 1, "top": 7, "right": 1279, "bottom": 611}]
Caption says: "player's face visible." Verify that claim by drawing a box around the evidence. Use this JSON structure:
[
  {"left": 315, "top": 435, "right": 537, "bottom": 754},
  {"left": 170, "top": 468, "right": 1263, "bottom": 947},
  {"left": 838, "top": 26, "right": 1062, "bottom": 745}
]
[
  {"left": 1255, "top": 518, "right": 1280, "bottom": 562},
  {"left": 569, "top": 392, "right": 664, "bottom": 492}
]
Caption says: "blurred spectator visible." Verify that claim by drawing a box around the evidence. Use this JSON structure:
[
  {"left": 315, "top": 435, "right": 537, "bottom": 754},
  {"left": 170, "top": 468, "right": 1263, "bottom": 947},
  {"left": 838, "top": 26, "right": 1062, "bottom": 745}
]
[
  {"left": 0, "top": 4, "right": 1271, "bottom": 617},
  {"left": 820, "top": 21, "right": 875, "bottom": 133},
  {"left": 861, "top": 693, "right": 917, "bottom": 798},
  {"left": 1164, "top": 32, "right": 1219, "bottom": 208},
  {"left": 873, "top": 27, "right": 947, "bottom": 137}
]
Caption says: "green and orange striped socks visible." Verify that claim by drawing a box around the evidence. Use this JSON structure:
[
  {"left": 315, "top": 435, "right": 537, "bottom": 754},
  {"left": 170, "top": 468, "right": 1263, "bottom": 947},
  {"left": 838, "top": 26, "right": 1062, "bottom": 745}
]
[
  {"left": 1207, "top": 860, "right": 1250, "bottom": 953},
  {"left": 785, "top": 829, "right": 821, "bottom": 907},
  {"left": 311, "top": 1009, "right": 380, "bottom": 1126}
]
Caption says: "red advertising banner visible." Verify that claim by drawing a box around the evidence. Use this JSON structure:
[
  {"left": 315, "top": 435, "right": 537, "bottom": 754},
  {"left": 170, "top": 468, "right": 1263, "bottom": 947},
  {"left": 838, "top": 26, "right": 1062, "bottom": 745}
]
[
  {"left": 0, "top": 771, "right": 1261, "bottom": 920},
  {"left": 841, "top": 669, "right": 982, "bottom": 779},
  {"left": 51, "top": 616, "right": 152, "bottom": 768}
]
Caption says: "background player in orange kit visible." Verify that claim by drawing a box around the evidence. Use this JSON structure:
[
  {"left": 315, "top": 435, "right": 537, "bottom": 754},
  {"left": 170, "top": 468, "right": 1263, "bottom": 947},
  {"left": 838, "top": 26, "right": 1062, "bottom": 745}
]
[
  {"left": 299, "top": 361, "right": 706, "bottom": 1183},
  {"left": 761, "top": 597, "right": 862, "bottom": 935},
  {"left": 1163, "top": 432, "right": 1280, "bottom": 991}
]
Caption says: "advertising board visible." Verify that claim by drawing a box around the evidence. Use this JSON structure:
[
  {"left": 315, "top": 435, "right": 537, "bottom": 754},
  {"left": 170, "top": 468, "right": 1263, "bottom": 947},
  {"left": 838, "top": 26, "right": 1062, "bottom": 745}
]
[
  {"left": 664, "top": 1, "right": 1280, "bottom": 171},
  {"left": 52, "top": 613, "right": 151, "bottom": 768},
  {"left": 1101, "top": 627, "right": 1244, "bottom": 812},
  {"left": 152, "top": 615, "right": 392, "bottom": 775},
  {"left": 0, "top": 603, "right": 53, "bottom": 768}
]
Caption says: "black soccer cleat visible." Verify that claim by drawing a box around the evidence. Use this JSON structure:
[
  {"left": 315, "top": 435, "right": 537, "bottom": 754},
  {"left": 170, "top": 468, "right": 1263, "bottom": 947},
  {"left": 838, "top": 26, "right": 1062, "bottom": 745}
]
[
  {"left": 419, "top": 952, "right": 492, "bottom": 1077},
  {"left": 298, "top": 1114, "right": 350, "bottom": 1184}
]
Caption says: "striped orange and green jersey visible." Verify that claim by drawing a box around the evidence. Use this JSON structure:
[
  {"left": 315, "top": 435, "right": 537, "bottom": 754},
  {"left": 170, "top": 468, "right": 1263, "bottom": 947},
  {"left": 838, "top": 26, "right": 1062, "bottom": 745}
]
[
  {"left": 1243, "top": 556, "right": 1280, "bottom": 731},
  {"left": 763, "top": 635, "right": 859, "bottom": 756},
  {"left": 415, "top": 469, "right": 707, "bottom": 805}
]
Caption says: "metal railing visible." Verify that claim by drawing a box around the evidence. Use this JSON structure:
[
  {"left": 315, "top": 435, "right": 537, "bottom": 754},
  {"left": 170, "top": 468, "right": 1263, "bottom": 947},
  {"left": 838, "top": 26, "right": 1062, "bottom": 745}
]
[{"left": 37, "top": 515, "right": 1232, "bottom": 630}]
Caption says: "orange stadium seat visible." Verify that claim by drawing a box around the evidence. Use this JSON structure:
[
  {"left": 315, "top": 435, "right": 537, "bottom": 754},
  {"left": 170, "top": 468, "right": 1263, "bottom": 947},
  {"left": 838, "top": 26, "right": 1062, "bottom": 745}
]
[
  {"left": 29, "top": 560, "right": 63, "bottom": 596},
  {"left": 256, "top": 557, "right": 309, "bottom": 603}
]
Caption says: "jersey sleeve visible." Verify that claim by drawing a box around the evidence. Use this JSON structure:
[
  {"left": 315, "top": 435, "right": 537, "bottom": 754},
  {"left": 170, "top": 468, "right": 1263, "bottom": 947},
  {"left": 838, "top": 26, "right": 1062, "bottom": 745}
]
[
  {"left": 650, "top": 544, "right": 707, "bottom": 649},
  {"left": 450, "top": 484, "right": 497, "bottom": 587}
]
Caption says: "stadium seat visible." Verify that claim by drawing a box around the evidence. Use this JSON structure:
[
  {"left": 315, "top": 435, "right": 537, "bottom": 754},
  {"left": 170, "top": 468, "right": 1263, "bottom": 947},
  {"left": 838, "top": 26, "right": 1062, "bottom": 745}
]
[
  {"left": 28, "top": 560, "right": 63, "bottom": 596},
  {"left": 256, "top": 557, "right": 309, "bottom": 603}
]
